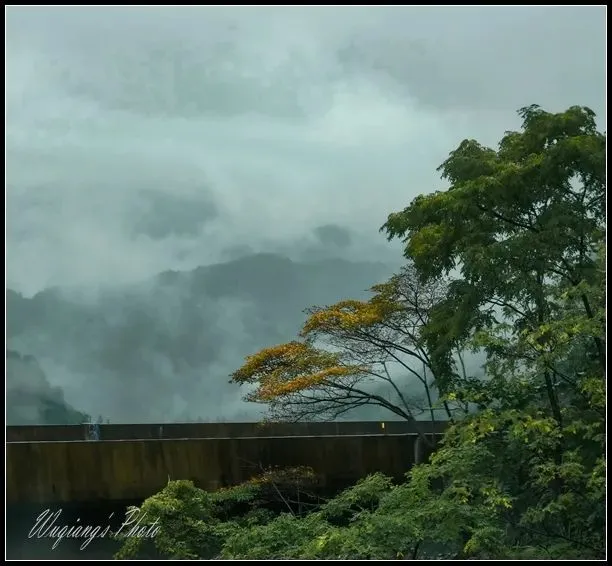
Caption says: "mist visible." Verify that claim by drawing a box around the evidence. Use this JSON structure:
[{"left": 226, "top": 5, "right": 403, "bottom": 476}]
[{"left": 5, "top": 6, "right": 606, "bottom": 423}]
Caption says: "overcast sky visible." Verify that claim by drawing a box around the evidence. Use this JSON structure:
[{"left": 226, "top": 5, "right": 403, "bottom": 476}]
[{"left": 6, "top": 6, "right": 606, "bottom": 296}]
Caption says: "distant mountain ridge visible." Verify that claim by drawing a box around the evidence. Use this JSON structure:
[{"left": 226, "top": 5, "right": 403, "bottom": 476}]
[
  {"left": 6, "top": 253, "right": 394, "bottom": 423},
  {"left": 7, "top": 349, "right": 89, "bottom": 425}
]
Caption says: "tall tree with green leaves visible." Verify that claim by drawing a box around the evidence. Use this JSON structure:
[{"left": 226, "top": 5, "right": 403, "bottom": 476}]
[
  {"left": 379, "top": 105, "right": 606, "bottom": 556},
  {"left": 118, "top": 106, "right": 605, "bottom": 560},
  {"left": 382, "top": 105, "right": 605, "bottom": 412}
]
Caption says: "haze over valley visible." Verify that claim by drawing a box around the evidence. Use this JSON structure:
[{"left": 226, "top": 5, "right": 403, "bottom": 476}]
[{"left": 6, "top": 6, "right": 605, "bottom": 424}]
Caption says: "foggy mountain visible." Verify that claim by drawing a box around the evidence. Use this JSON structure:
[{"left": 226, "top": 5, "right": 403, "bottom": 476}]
[
  {"left": 7, "top": 350, "right": 89, "bottom": 425},
  {"left": 6, "top": 252, "right": 394, "bottom": 423},
  {"left": 6, "top": 7, "right": 604, "bottom": 426}
]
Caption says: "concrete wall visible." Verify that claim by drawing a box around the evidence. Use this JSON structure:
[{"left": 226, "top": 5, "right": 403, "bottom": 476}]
[
  {"left": 6, "top": 420, "right": 448, "bottom": 442},
  {"left": 7, "top": 434, "right": 438, "bottom": 504}
]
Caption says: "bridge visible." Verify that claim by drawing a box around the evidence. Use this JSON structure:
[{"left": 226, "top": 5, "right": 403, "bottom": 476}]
[{"left": 6, "top": 421, "right": 448, "bottom": 504}]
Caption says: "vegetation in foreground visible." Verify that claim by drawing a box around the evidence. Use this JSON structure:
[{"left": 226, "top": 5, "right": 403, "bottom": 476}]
[{"left": 117, "top": 105, "right": 606, "bottom": 560}]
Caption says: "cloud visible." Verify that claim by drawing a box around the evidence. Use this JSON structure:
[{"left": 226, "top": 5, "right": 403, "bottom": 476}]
[
  {"left": 314, "top": 225, "right": 352, "bottom": 249},
  {"left": 6, "top": 7, "right": 605, "bottom": 423},
  {"left": 6, "top": 7, "right": 605, "bottom": 295}
]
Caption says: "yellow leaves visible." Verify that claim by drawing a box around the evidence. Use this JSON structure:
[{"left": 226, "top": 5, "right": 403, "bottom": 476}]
[
  {"left": 369, "top": 274, "right": 406, "bottom": 304},
  {"left": 301, "top": 300, "right": 395, "bottom": 336},
  {"left": 231, "top": 341, "right": 318, "bottom": 384},
  {"left": 231, "top": 340, "right": 367, "bottom": 403},
  {"left": 249, "top": 342, "right": 309, "bottom": 366},
  {"left": 256, "top": 366, "right": 358, "bottom": 401}
]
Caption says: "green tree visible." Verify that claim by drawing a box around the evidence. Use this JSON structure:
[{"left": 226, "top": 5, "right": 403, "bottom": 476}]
[
  {"left": 379, "top": 103, "right": 606, "bottom": 557},
  {"left": 117, "top": 105, "right": 605, "bottom": 560},
  {"left": 382, "top": 104, "right": 605, "bottom": 410}
]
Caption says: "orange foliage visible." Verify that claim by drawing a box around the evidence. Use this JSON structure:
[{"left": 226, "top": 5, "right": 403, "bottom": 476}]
[
  {"left": 301, "top": 299, "right": 400, "bottom": 337},
  {"left": 231, "top": 341, "right": 313, "bottom": 384},
  {"left": 230, "top": 341, "right": 366, "bottom": 402},
  {"left": 256, "top": 365, "right": 358, "bottom": 401}
]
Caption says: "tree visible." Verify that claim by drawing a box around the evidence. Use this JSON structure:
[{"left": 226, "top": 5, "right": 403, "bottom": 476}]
[
  {"left": 115, "top": 467, "right": 322, "bottom": 560},
  {"left": 118, "top": 105, "right": 605, "bottom": 560},
  {"left": 381, "top": 104, "right": 605, "bottom": 421},
  {"left": 379, "top": 104, "right": 605, "bottom": 555},
  {"left": 230, "top": 266, "right": 461, "bottom": 436}
]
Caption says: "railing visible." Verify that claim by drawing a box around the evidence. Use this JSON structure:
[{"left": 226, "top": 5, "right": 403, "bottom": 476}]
[{"left": 6, "top": 420, "right": 449, "bottom": 442}]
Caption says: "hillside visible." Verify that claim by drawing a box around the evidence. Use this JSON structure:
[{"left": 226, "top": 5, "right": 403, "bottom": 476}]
[
  {"left": 6, "top": 350, "right": 89, "bottom": 425},
  {"left": 6, "top": 253, "right": 393, "bottom": 423}
]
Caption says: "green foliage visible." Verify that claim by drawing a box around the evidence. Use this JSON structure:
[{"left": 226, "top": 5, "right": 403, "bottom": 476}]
[
  {"left": 117, "top": 105, "right": 605, "bottom": 560},
  {"left": 114, "top": 479, "right": 232, "bottom": 560},
  {"left": 382, "top": 105, "right": 605, "bottom": 380},
  {"left": 115, "top": 467, "right": 319, "bottom": 559}
]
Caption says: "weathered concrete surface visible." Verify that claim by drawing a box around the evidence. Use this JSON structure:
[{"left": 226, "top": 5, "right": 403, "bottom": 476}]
[
  {"left": 7, "top": 434, "right": 440, "bottom": 504},
  {"left": 6, "top": 420, "right": 448, "bottom": 442}
]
